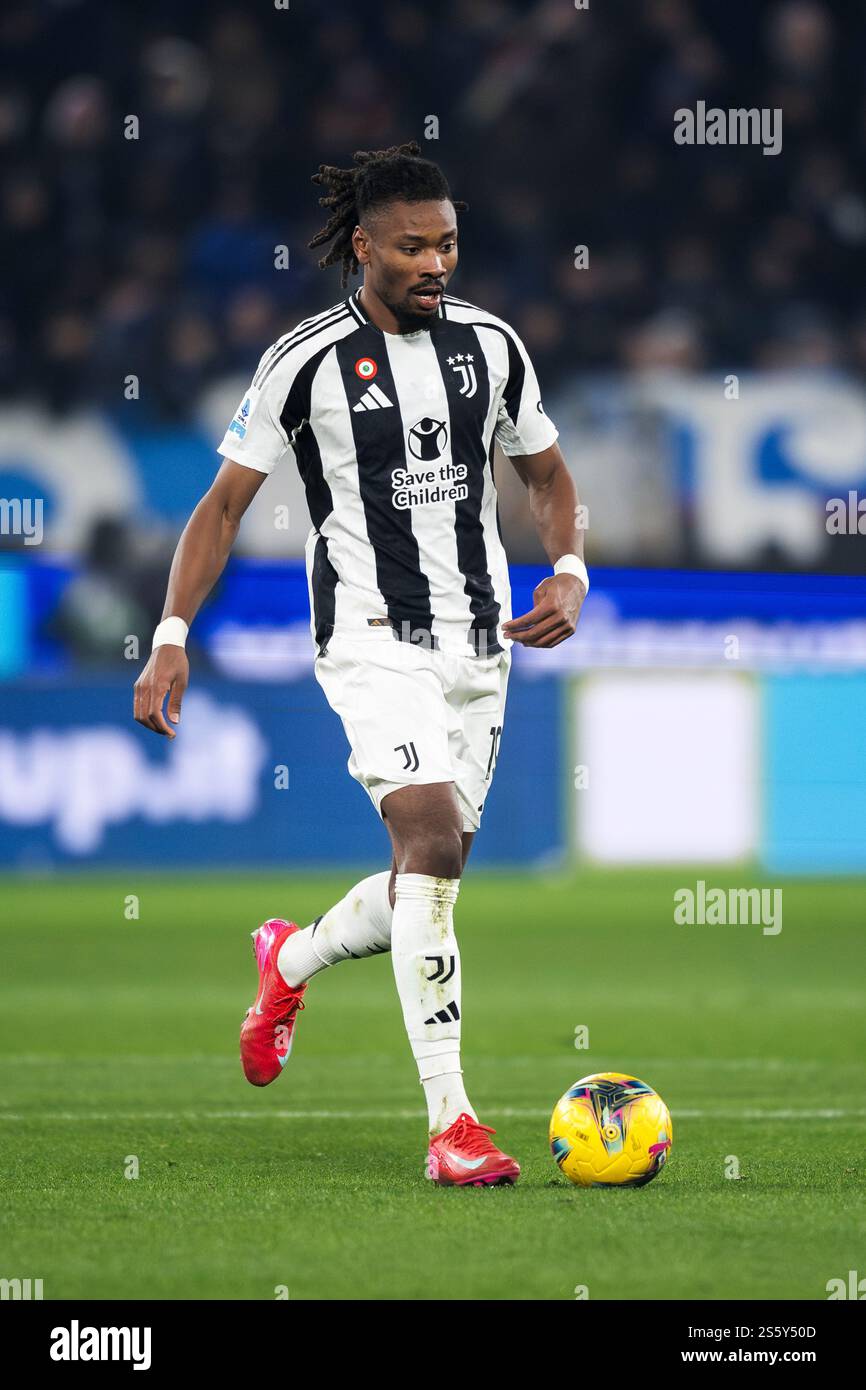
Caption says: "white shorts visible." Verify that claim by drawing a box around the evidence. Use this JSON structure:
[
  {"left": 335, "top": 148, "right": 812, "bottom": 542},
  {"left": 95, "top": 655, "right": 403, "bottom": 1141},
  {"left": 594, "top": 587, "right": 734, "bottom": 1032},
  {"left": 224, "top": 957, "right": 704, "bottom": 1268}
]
[{"left": 314, "top": 634, "right": 511, "bottom": 833}]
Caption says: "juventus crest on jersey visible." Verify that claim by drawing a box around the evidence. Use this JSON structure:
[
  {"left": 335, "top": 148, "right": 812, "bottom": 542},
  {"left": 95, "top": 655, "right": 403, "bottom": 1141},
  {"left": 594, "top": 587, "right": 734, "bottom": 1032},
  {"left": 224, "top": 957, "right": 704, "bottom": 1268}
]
[{"left": 217, "top": 288, "right": 558, "bottom": 657}]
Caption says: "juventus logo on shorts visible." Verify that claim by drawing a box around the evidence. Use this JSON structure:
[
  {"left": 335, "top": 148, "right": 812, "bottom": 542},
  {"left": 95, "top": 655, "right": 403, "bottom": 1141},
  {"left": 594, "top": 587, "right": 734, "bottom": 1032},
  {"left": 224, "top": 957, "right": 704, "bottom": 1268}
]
[
  {"left": 425, "top": 954, "right": 456, "bottom": 983},
  {"left": 394, "top": 740, "right": 420, "bottom": 772}
]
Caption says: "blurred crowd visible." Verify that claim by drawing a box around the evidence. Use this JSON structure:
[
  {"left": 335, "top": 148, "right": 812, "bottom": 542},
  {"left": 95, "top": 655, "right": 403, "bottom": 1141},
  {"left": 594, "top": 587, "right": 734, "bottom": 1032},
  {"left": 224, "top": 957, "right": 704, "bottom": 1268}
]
[{"left": 1, "top": 0, "right": 865, "bottom": 420}]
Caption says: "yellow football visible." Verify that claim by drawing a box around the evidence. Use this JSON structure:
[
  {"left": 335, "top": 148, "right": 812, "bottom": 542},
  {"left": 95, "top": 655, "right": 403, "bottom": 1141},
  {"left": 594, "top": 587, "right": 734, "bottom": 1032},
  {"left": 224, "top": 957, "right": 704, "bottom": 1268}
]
[{"left": 550, "top": 1071, "right": 672, "bottom": 1187}]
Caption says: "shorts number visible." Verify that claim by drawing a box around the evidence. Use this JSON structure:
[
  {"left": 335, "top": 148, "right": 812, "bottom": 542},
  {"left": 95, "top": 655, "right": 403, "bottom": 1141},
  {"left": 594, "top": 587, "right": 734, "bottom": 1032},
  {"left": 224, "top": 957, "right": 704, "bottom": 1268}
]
[{"left": 485, "top": 724, "right": 503, "bottom": 780}]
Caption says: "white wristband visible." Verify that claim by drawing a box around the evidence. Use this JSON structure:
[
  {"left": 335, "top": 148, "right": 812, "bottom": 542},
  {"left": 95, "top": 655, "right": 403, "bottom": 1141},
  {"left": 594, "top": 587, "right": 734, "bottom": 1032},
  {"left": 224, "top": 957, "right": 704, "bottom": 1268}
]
[
  {"left": 152, "top": 616, "right": 189, "bottom": 650},
  {"left": 553, "top": 553, "right": 589, "bottom": 593}
]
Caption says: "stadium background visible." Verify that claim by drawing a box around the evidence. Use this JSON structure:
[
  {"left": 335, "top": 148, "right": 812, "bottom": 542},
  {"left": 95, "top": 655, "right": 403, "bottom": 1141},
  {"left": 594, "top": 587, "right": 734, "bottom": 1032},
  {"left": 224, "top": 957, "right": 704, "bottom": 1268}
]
[{"left": 1, "top": 0, "right": 865, "bottom": 1304}]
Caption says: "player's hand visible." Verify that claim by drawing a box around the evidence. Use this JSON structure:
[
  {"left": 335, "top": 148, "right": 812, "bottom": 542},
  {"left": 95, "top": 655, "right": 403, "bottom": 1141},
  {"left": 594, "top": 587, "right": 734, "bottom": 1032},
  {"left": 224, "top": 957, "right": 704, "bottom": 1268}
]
[
  {"left": 133, "top": 646, "right": 189, "bottom": 738},
  {"left": 501, "top": 573, "right": 586, "bottom": 649}
]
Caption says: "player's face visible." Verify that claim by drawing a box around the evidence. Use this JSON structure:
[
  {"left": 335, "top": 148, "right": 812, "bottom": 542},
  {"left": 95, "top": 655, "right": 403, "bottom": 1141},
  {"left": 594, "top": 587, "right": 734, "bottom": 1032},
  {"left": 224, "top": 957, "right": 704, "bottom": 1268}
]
[{"left": 361, "top": 200, "right": 458, "bottom": 330}]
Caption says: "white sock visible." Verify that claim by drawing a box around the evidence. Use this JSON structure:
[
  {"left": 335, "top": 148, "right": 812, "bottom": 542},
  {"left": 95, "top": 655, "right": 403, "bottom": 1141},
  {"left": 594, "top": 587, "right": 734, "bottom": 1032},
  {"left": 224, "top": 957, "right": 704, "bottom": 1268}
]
[
  {"left": 277, "top": 871, "right": 393, "bottom": 987},
  {"left": 390, "top": 872, "right": 476, "bottom": 1136}
]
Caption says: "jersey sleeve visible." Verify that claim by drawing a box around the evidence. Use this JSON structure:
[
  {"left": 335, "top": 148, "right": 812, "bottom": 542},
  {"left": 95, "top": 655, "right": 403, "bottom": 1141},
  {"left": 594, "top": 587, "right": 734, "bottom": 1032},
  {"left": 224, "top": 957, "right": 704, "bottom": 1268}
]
[
  {"left": 493, "top": 329, "right": 559, "bottom": 458},
  {"left": 216, "top": 346, "right": 296, "bottom": 476}
]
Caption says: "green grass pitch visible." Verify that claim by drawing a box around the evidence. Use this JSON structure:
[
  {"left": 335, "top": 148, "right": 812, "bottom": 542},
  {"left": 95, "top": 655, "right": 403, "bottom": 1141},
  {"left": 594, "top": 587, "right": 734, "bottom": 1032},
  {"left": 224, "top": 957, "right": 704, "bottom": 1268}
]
[{"left": 1, "top": 867, "right": 864, "bottom": 1301}]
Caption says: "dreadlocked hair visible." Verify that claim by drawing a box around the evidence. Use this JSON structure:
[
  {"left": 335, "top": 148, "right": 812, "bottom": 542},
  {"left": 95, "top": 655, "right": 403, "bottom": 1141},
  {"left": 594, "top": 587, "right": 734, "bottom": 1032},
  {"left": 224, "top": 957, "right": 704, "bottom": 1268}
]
[{"left": 308, "top": 140, "right": 467, "bottom": 287}]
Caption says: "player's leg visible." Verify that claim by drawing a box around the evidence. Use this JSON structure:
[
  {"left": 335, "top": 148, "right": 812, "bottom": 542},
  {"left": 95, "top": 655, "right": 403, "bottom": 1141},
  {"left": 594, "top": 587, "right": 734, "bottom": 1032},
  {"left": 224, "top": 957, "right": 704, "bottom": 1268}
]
[
  {"left": 386, "top": 829, "right": 472, "bottom": 904},
  {"left": 241, "top": 868, "right": 396, "bottom": 1085},
  {"left": 281, "top": 633, "right": 455, "bottom": 986},
  {"left": 382, "top": 783, "right": 515, "bottom": 1184},
  {"left": 275, "top": 805, "right": 475, "bottom": 987},
  {"left": 240, "top": 640, "right": 498, "bottom": 1116},
  {"left": 241, "top": 636, "right": 448, "bottom": 1086},
  {"left": 382, "top": 782, "right": 471, "bottom": 1129},
  {"left": 276, "top": 872, "right": 392, "bottom": 986},
  {"left": 408, "top": 647, "right": 516, "bottom": 1182},
  {"left": 384, "top": 785, "right": 517, "bottom": 1183}
]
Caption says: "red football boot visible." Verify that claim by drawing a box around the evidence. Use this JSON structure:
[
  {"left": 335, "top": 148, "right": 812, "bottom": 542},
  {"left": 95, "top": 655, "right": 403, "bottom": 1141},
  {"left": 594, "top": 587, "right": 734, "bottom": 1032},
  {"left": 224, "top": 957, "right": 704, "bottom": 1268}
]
[
  {"left": 240, "top": 919, "right": 307, "bottom": 1086},
  {"left": 426, "top": 1113, "right": 521, "bottom": 1187}
]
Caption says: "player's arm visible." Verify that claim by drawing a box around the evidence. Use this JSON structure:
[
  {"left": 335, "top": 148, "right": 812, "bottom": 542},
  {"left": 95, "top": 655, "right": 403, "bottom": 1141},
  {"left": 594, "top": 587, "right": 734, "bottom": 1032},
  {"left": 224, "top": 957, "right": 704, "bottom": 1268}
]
[
  {"left": 501, "top": 441, "right": 587, "bottom": 649},
  {"left": 133, "top": 459, "right": 266, "bottom": 737}
]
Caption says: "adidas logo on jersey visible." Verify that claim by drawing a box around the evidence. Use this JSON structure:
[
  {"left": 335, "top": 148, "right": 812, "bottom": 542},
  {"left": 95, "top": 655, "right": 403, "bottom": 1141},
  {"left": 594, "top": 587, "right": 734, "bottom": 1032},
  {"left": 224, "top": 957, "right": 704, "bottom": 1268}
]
[{"left": 353, "top": 383, "right": 394, "bottom": 412}]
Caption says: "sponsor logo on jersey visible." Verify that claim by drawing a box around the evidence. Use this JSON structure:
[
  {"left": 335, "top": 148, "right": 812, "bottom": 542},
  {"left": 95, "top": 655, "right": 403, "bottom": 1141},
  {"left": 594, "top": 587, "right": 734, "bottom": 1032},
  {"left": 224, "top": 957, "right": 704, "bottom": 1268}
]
[
  {"left": 408, "top": 417, "right": 448, "bottom": 461},
  {"left": 390, "top": 459, "right": 468, "bottom": 510}
]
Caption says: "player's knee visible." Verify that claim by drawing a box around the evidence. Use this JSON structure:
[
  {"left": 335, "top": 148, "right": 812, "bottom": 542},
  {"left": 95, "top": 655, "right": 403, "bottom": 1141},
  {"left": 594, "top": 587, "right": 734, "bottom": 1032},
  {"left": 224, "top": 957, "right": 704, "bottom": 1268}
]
[{"left": 398, "top": 822, "right": 463, "bottom": 880}]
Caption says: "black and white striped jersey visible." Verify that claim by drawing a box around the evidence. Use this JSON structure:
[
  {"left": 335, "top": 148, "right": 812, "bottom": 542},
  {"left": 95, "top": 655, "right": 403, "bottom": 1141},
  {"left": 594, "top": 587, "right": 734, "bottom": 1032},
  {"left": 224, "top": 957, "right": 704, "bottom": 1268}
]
[{"left": 217, "top": 288, "right": 558, "bottom": 657}]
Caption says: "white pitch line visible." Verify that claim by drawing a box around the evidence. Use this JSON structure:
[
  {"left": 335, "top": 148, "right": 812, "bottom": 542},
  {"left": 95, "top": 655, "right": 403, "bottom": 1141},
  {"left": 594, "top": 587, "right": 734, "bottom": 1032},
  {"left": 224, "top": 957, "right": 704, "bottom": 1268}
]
[
  {"left": 0, "top": 1056, "right": 853, "bottom": 1070},
  {"left": 0, "top": 1107, "right": 865, "bottom": 1122}
]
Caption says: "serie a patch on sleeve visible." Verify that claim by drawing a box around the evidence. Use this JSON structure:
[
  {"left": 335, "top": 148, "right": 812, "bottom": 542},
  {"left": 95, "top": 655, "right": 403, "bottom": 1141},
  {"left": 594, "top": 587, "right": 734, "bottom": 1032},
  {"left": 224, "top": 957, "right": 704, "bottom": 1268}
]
[{"left": 228, "top": 384, "right": 261, "bottom": 441}]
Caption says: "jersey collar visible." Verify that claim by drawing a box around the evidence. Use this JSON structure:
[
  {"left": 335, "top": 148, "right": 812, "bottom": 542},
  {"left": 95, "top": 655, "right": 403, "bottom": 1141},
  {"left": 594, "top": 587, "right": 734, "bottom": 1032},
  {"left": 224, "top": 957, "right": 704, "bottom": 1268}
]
[{"left": 347, "top": 287, "right": 444, "bottom": 337}]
